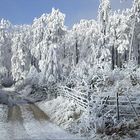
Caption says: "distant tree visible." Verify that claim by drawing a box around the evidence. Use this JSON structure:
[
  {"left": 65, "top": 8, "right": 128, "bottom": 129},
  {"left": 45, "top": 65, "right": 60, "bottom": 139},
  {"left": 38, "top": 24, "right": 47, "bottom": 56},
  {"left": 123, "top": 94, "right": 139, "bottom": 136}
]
[
  {"left": 0, "top": 19, "right": 12, "bottom": 78},
  {"left": 39, "top": 44, "right": 61, "bottom": 84},
  {"left": 97, "top": 0, "right": 111, "bottom": 69},
  {"left": 129, "top": 0, "right": 140, "bottom": 61},
  {"left": 109, "top": 10, "right": 130, "bottom": 69},
  {"left": 11, "top": 34, "right": 31, "bottom": 82}
]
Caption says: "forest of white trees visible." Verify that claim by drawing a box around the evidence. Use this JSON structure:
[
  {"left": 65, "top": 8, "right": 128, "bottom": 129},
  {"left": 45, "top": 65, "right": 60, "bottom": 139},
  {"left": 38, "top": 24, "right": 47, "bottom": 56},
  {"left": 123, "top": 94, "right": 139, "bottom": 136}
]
[
  {"left": 0, "top": 0, "right": 140, "bottom": 89},
  {"left": 0, "top": 0, "right": 140, "bottom": 139}
]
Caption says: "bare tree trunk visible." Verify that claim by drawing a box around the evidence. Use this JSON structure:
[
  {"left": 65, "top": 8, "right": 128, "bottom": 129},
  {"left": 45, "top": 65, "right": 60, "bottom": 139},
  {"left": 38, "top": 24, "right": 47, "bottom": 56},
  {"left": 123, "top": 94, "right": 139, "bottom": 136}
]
[
  {"left": 75, "top": 40, "right": 79, "bottom": 65},
  {"left": 118, "top": 53, "right": 122, "bottom": 68},
  {"left": 113, "top": 30, "right": 117, "bottom": 69},
  {"left": 116, "top": 92, "right": 120, "bottom": 121},
  {"left": 124, "top": 49, "right": 127, "bottom": 62},
  {"left": 111, "top": 45, "right": 115, "bottom": 70},
  {"left": 138, "top": 43, "right": 140, "bottom": 65},
  {"left": 115, "top": 48, "right": 118, "bottom": 67}
]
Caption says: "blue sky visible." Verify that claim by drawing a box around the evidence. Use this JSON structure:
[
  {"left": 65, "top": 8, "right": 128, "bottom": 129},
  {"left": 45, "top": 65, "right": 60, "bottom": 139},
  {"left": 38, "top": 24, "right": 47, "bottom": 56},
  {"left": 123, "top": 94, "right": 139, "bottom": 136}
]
[{"left": 0, "top": 0, "right": 132, "bottom": 27}]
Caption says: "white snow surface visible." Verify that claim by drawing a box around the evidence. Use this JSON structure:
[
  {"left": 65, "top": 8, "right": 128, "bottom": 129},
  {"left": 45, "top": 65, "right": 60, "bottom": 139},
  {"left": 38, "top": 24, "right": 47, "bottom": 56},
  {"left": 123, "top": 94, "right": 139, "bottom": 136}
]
[
  {"left": 37, "top": 96, "right": 82, "bottom": 130},
  {"left": 37, "top": 96, "right": 140, "bottom": 140},
  {"left": 0, "top": 103, "right": 86, "bottom": 140}
]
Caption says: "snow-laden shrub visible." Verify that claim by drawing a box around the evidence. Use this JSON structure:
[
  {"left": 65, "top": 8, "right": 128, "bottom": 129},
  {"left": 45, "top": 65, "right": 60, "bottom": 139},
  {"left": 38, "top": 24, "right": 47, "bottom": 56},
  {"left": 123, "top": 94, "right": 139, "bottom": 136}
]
[
  {"left": 1, "top": 77, "right": 14, "bottom": 87},
  {"left": 62, "top": 62, "right": 114, "bottom": 96},
  {"left": 58, "top": 60, "right": 140, "bottom": 137},
  {"left": 25, "top": 66, "right": 39, "bottom": 85},
  {"left": 38, "top": 96, "right": 83, "bottom": 131}
]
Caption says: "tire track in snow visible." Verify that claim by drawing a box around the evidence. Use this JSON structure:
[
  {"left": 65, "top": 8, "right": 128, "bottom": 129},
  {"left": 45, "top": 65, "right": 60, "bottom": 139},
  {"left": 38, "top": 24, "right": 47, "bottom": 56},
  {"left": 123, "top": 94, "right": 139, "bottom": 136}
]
[
  {"left": 30, "top": 104, "right": 85, "bottom": 140},
  {"left": 29, "top": 104, "right": 49, "bottom": 121},
  {"left": 0, "top": 105, "right": 10, "bottom": 140},
  {"left": 20, "top": 104, "right": 51, "bottom": 140},
  {"left": 0, "top": 103, "right": 85, "bottom": 140},
  {"left": 7, "top": 105, "right": 30, "bottom": 140},
  {"left": 21, "top": 104, "right": 84, "bottom": 140}
]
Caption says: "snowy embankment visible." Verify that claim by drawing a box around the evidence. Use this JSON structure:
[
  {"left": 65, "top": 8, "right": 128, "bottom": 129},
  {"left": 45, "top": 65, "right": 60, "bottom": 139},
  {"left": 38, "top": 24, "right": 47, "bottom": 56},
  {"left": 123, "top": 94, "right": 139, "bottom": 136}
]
[
  {"left": 37, "top": 96, "right": 85, "bottom": 134},
  {"left": 37, "top": 95, "right": 140, "bottom": 140},
  {"left": 20, "top": 104, "right": 83, "bottom": 140},
  {"left": 0, "top": 103, "right": 85, "bottom": 140}
]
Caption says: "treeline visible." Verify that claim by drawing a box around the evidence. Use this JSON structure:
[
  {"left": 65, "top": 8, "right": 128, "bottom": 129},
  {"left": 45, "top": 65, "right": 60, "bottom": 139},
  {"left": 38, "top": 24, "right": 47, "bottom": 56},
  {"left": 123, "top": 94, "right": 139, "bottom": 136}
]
[{"left": 0, "top": 0, "right": 139, "bottom": 86}]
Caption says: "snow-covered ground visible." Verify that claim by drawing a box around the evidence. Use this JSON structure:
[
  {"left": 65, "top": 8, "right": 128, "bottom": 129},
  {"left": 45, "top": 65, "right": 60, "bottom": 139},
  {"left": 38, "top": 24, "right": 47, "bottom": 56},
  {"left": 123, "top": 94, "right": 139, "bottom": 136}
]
[
  {"left": 37, "top": 96, "right": 83, "bottom": 130},
  {"left": 37, "top": 96, "right": 140, "bottom": 140},
  {"left": 0, "top": 85, "right": 140, "bottom": 140},
  {"left": 0, "top": 103, "right": 86, "bottom": 140}
]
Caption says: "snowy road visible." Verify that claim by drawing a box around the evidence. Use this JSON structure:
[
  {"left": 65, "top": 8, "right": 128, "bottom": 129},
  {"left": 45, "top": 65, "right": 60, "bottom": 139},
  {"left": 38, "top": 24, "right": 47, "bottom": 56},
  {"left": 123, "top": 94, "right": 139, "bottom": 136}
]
[{"left": 0, "top": 104, "right": 85, "bottom": 140}]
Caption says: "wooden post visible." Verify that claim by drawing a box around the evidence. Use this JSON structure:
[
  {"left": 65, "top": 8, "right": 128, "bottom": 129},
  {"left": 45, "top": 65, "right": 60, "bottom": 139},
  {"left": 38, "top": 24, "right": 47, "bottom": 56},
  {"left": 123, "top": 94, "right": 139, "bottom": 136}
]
[
  {"left": 88, "top": 92, "right": 91, "bottom": 130},
  {"left": 126, "top": 91, "right": 139, "bottom": 120},
  {"left": 116, "top": 92, "right": 120, "bottom": 121}
]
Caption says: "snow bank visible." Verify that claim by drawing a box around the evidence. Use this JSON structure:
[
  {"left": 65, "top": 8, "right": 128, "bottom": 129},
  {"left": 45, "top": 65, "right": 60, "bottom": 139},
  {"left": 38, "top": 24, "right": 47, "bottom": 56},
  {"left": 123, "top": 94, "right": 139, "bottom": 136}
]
[{"left": 37, "top": 96, "right": 83, "bottom": 132}]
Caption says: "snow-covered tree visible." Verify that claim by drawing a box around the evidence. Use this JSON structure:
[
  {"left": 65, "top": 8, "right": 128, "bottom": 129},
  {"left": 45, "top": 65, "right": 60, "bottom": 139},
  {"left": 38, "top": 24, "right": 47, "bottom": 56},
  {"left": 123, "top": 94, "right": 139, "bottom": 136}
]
[
  {"left": 11, "top": 34, "right": 31, "bottom": 82},
  {"left": 98, "top": 0, "right": 111, "bottom": 34},
  {"left": 109, "top": 10, "right": 131, "bottom": 69},
  {"left": 31, "top": 8, "right": 66, "bottom": 84},
  {"left": 39, "top": 44, "right": 61, "bottom": 84},
  {"left": 0, "top": 19, "right": 12, "bottom": 80},
  {"left": 0, "top": 2, "right": 139, "bottom": 91},
  {"left": 129, "top": 0, "right": 140, "bottom": 62},
  {"left": 97, "top": 0, "right": 111, "bottom": 69}
]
